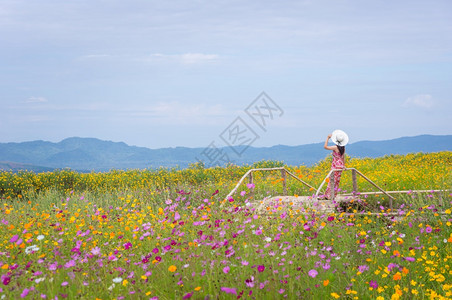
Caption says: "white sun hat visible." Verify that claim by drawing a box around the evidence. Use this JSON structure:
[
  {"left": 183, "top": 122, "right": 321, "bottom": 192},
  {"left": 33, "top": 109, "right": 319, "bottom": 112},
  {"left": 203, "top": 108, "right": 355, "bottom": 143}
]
[{"left": 331, "top": 129, "right": 349, "bottom": 146}]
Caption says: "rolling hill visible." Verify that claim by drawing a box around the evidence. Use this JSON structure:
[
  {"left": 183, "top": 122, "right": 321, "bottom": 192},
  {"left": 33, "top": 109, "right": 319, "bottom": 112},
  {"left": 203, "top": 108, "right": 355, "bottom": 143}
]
[{"left": 0, "top": 135, "right": 450, "bottom": 172}]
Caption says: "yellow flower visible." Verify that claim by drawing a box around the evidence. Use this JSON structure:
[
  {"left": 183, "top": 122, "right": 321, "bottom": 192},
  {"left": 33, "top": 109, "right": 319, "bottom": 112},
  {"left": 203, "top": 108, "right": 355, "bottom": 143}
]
[
  {"left": 391, "top": 292, "right": 401, "bottom": 300},
  {"left": 168, "top": 265, "right": 177, "bottom": 272},
  {"left": 122, "top": 279, "right": 128, "bottom": 286},
  {"left": 331, "top": 293, "right": 340, "bottom": 299}
]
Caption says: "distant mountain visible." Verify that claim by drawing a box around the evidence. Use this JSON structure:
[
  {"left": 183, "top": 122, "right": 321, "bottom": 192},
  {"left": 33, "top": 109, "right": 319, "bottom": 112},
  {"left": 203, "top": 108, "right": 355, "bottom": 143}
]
[
  {"left": 0, "top": 161, "right": 54, "bottom": 173},
  {"left": 0, "top": 135, "right": 450, "bottom": 172}
]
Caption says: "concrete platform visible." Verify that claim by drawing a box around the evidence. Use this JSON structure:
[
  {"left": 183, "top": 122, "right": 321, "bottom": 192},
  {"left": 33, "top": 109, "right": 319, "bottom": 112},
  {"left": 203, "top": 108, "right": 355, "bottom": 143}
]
[{"left": 253, "top": 195, "right": 358, "bottom": 214}]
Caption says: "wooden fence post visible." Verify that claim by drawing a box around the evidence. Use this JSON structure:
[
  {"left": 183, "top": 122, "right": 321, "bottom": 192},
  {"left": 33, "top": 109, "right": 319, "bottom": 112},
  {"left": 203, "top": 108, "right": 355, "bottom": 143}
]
[
  {"left": 249, "top": 172, "right": 254, "bottom": 198},
  {"left": 330, "top": 171, "right": 335, "bottom": 200},
  {"left": 352, "top": 169, "right": 358, "bottom": 195},
  {"left": 281, "top": 169, "right": 287, "bottom": 196}
]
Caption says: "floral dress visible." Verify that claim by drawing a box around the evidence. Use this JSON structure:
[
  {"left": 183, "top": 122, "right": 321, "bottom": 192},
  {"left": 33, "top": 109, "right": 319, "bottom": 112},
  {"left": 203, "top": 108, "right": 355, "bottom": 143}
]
[{"left": 325, "top": 150, "right": 345, "bottom": 198}]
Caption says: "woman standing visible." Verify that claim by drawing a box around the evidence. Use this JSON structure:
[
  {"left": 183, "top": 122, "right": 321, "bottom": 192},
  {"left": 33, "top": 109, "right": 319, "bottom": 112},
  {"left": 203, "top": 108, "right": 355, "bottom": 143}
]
[{"left": 323, "top": 130, "right": 349, "bottom": 199}]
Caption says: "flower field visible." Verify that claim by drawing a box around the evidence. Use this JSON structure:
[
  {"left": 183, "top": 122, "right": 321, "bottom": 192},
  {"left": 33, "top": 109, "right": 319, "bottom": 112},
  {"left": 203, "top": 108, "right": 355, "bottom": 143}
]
[{"left": 0, "top": 152, "right": 451, "bottom": 299}]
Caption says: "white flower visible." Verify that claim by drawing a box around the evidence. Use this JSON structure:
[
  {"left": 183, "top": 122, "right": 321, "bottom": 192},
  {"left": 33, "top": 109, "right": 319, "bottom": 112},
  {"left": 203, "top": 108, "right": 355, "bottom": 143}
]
[
  {"left": 112, "top": 277, "right": 122, "bottom": 283},
  {"left": 35, "top": 277, "right": 45, "bottom": 284},
  {"left": 265, "top": 237, "right": 272, "bottom": 242},
  {"left": 25, "top": 245, "right": 39, "bottom": 254},
  {"left": 108, "top": 283, "right": 115, "bottom": 290},
  {"left": 37, "top": 235, "right": 45, "bottom": 241},
  {"left": 183, "top": 264, "right": 189, "bottom": 268}
]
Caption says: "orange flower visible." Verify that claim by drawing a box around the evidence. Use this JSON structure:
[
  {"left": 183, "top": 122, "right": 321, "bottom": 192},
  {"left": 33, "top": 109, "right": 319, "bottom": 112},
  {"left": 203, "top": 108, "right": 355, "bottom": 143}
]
[
  {"left": 168, "top": 265, "right": 177, "bottom": 272},
  {"left": 323, "top": 279, "right": 329, "bottom": 286},
  {"left": 393, "top": 272, "right": 402, "bottom": 280}
]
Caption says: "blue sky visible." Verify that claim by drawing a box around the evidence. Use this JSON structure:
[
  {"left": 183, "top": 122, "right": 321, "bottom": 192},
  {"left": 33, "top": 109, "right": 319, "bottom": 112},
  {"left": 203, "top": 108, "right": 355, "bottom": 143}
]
[{"left": 1, "top": 0, "right": 451, "bottom": 148}]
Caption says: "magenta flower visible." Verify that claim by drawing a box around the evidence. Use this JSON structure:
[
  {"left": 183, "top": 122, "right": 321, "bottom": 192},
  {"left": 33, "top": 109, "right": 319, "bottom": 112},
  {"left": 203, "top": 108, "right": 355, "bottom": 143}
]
[
  {"left": 108, "top": 255, "right": 117, "bottom": 261},
  {"left": 426, "top": 226, "right": 432, "bottom": 233},
  {"left": 10, "top": 235, "right": 19, "bottom": 243},
  {"left": 220, "top": 287, "right": 237, "bottom": 295},
  {"left": 20, "top": 288, "right": 30, "bottom": 298},
  {"left": 152, "top": 248, "right": 159, "bottom": 254},
  {"left": 308, "top": 269, "right": 318, "bottom": 278},
  {"left": 123, "top": 242, "right": 132, "bottom": 250},
  {"left": 369, "top": 280, "right": 378, "bottom": 289},
  {"left": 2, "top": 276, "right": 11, "bottom": 285},
  {"left": 183, "top": 292, "right": 193, "bottom": 299},
  {"left": 245, "top": 276, "right": 255, "bottom": 288},
  {"left": 257, "top": 265, "right": 265, "bottom": 273}
]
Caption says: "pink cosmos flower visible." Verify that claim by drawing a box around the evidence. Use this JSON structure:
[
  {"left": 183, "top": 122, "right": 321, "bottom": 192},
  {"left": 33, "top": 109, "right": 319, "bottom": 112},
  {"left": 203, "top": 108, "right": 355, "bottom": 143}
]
[
  {"left": 220, "top": 287, "right": 237, "bottom": 295},
  {"left": 308, "top": 269, "right": 318, "bottom": 278},
  {"left": 20, "top": 288, "right": 30, "bottom": 298},
  {"left": 223, "top": 266, "right": 230, "bottom": 274},
  {"left": 91, "top": 247, "right": 101, "bottom": 256},
  {"left": 64, "top": 260, "right": 76, "bottom": 269},
  {"left": 358, "top": 265, "right": 369, "bottom": 273}
]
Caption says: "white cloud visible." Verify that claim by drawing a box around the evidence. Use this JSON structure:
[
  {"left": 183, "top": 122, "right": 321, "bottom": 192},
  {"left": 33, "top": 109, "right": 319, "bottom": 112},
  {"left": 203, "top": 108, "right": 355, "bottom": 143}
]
[
  {"left": 25, "top": 96, "right": 47, "bottom": 103},
  {"left": 78, "top": 53, "right": 220, "bottom": 65},
  {"left": 78, "top": 54, "right": 116, "bottom": 60},
  {"left": 121, "top": 101, "right": 231, "bottom": 124},
  {"left": 403, "top": 94, "right": 434, "bottom": 109},
  {"left": 145, "top": 53, "right": 220, "bottom": 64}
]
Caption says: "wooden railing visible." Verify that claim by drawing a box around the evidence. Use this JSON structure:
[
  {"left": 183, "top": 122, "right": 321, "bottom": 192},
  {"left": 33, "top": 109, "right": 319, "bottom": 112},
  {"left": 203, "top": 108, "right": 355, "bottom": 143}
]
[
  {"left": 315, "top": 167, "right": 396, "bottom": 209},
  {"left": 223, "top": 167, "right": 315, "bottom": 205},
  {"left": 223, "top": 167, "right": 449, "bottom": 211}
]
